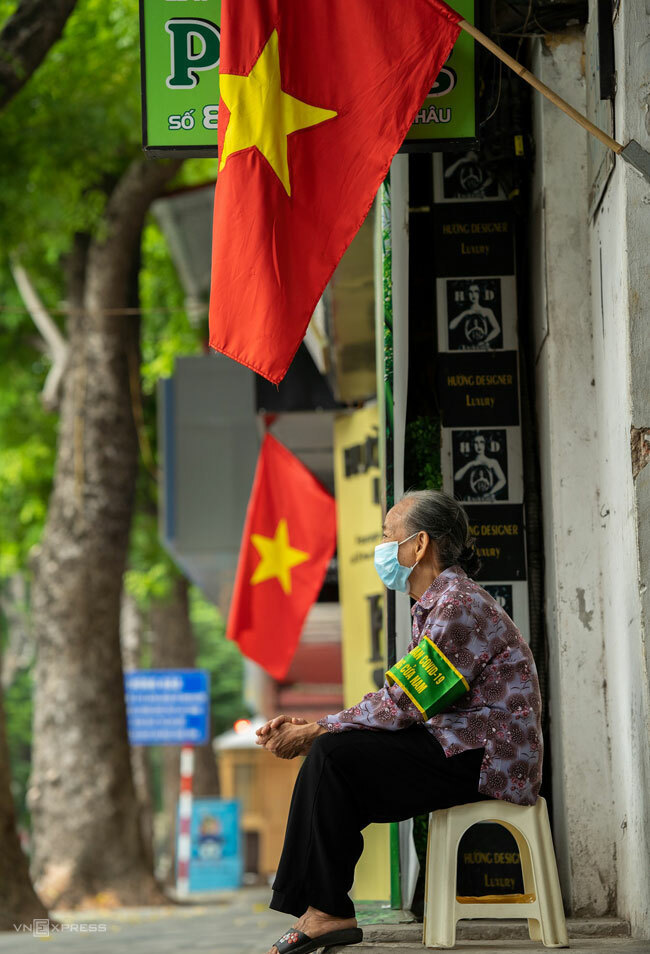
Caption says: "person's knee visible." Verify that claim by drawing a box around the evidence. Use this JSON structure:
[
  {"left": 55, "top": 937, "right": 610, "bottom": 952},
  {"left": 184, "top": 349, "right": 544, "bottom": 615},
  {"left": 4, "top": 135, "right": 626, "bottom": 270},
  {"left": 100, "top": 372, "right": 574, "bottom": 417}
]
[
  {"left": 295, "top": 732, "right": 337, "bottom": 785},
  {"left": 309, "top": 730, "right": 337, "bottom": 759},
  {"left": 307, "top": 729, "right": 358, "bottom": 771},
  {"left": 310, "top": 729, "right": 363, "bottom": 773},
  {"left": 310, "top": 731, "right": 369, "bottom": 823}
]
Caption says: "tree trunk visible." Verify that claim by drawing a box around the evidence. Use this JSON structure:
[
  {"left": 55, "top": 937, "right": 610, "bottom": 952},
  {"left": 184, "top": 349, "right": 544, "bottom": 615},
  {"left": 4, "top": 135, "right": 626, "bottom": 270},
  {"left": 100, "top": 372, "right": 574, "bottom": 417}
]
[
  {"left": 28, "top": 159, "right": 182, "bottom": 908},
  {"left": 0, "top": 0, "right": 78, "bottom": 109},
  {"left": 120, "top": 592, "right": 155, "bottom": 877},
  {"left": 0, "top": 574, "right": 33, "bottom": 689},
  {"left": 150, "top": 575, "right": 220, "bottom": 885},
  {"left": 0, "top": 680, "right": 49, "bottom": 930}
]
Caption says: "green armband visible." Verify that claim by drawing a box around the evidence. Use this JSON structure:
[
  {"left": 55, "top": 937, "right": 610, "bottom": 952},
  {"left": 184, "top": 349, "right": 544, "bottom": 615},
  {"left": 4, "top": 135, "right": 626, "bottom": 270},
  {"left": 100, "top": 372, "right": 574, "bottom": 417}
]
[{"left": 385, "top": 635, "right": 470, "bottom": 719}]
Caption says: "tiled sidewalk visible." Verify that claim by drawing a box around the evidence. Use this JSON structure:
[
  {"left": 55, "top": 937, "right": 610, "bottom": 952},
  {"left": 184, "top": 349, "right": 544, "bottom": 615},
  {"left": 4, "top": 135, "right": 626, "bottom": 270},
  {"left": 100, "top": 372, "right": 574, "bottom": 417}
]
[{"left": 1, "top": 885, "right": 647, "bottom": 954}]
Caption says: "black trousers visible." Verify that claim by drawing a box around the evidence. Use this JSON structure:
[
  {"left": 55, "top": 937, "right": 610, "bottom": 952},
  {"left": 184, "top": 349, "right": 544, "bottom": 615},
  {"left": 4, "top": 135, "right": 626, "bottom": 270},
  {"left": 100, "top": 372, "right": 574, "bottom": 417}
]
[{"left": 269, "top": 724, "right": 490, "bottom": 919}]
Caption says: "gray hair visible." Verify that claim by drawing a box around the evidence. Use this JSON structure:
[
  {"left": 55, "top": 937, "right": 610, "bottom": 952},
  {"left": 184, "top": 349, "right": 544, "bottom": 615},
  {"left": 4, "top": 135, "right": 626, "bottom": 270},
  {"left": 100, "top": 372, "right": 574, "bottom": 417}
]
[{"left": 400, "top": 489, "right": 481, "bottom": 577}]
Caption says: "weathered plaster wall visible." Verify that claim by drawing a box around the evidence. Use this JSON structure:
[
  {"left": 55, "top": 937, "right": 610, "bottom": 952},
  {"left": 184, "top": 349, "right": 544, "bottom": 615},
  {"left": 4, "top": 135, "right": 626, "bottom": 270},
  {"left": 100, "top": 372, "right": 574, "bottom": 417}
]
[
  {"left": 530, "top": 2, "right": 650, "bottom": 935},
  {"left": 529, "top": 32, "right": 617, "bottom": 917},
  {"left": 586, "top": 0, "right": 650, "bottom": 937}
]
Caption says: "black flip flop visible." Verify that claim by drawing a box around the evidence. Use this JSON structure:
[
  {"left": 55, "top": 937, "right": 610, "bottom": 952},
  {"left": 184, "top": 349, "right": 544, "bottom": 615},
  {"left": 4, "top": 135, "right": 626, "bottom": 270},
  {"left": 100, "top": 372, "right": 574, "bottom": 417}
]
[{"left": 272, "top": 926, "right": 363, "bottom": 954}]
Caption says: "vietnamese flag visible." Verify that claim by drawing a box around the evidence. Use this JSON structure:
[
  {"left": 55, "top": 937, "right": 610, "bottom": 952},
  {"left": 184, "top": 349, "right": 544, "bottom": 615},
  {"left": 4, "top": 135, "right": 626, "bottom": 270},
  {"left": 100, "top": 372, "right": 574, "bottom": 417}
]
[
  {"left": 227, "top": 433, "right": 337, "bottom": 679},
  {"left": 209, "top": 0, "right": 463, "bottom": 383}
]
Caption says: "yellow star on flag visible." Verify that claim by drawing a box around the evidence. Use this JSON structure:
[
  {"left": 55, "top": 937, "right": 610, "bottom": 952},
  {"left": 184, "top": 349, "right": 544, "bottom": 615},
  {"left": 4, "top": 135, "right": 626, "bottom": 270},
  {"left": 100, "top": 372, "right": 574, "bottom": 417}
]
[
  {"left": 218, "top": 29, "right": 337, "bottom": 196},
  {"left": 250, "top": 518, "right": 310, "bottom": 595}
]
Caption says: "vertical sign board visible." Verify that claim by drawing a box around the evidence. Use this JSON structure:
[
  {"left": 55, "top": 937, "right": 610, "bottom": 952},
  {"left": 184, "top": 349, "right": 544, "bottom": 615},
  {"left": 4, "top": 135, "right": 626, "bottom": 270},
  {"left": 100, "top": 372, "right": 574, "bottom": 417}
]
[
  {"left": 401, "top": 0, "right": 477, "bottom": 151},
  {"left": 333, "top": 404, "right": 390, "bottom": 904},
  {"left": 334, "top": 404, "right": 385, "bottom": 696},
  {"left": 140, "top": 0, "right": 221, "bottom": 157},
  {"left": 431, "top": 197, "right": 530, "bottom": 643},
  {"left": 176, "top": 797, "right": 243, "bottom": 892},
  {"left": 431, "top": 161, "right": 529, "bottom": 895}
]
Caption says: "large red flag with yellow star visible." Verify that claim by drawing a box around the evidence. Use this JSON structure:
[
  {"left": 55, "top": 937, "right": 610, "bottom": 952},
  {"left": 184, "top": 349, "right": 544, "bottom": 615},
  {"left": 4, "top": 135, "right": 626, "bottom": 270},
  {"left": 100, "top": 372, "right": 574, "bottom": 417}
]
[
  {"left": 209, "top": 0, "right": 462, "bottom": 383},
  {"left": 227, "top": 433, "right": 337, "bottom": 679}
]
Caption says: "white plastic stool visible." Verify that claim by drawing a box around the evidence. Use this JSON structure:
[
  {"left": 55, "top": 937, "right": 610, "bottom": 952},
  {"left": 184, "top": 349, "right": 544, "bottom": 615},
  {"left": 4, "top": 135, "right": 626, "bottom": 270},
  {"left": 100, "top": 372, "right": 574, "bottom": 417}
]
[{"left": 423, "top": 796, "right": 569, "bottom": 949}]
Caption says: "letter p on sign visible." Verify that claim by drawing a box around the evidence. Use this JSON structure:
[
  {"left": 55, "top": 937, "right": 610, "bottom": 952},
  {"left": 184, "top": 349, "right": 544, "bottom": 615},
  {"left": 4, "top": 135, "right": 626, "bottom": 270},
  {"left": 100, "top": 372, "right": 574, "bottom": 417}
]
[{"left": 166, "top": 19, "right": 220, "bottom": 89}]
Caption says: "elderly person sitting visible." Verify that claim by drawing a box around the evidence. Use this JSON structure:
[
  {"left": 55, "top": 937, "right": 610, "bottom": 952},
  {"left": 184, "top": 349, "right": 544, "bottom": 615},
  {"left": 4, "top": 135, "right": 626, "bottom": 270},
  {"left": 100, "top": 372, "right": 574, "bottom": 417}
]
[{"left": 256, "top": 489, "right": 543, "bottom": 954}]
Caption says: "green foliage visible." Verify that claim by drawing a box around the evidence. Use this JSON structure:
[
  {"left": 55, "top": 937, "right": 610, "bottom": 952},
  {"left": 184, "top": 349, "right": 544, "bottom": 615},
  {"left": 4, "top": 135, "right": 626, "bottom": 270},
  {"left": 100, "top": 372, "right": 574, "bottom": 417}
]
[
  {"left": 0, "top": 0, "right": 145, "bottom": 593},
  {"left": 0, "top": 0, "right": 245, "bottom": 833},
  {"left": 126, "top": 219, "right": 203, "bottom": 609},
  {"left": 404, "top": 414, "right": 442, "bottom": 492},
  {"left": 139, "top": 221, "right": 203, "bottom": 395},
  {"left": 124, "top": 511, "right": 177, "bottom": 608},
  {"left": 190, "top": 588, "right": 252, "bottom": 739},
  {"left": 0, "top": 0, "right": 147, "bottom": 584},
  {"left": 381, "top": 179, "right": 393, "bottom": 392},
  {"left": 412, "top": 811, "right": 429, "bottom": 869},
  {"left": 0, "top": 0, "right": 142, "bottom": 258},
  {"left": 3, "top": 667, "right": 33, "bottom": 831},
  {"left": 0, "top": 281, "right": 57, "bottom": 577}
]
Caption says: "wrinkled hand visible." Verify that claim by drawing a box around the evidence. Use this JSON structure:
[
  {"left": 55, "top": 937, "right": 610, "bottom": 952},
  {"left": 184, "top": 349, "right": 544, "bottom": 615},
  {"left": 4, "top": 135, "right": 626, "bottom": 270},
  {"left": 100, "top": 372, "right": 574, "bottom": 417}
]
[
  {"left": 256, "top": 716, "right": 326, "bottom": 759},
  {"left": 255, "top": 714, "right": 308, "bottom": 742},
  {"left": 266, "top": 722, "right": 322, "bottom": 759}
]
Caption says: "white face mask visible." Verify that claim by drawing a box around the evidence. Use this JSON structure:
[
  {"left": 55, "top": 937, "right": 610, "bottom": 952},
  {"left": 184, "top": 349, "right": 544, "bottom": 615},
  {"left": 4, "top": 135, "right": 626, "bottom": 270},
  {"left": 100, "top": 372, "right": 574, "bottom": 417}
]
[{"left": 374, "top": 532, "right": 419, "bottom": 592}]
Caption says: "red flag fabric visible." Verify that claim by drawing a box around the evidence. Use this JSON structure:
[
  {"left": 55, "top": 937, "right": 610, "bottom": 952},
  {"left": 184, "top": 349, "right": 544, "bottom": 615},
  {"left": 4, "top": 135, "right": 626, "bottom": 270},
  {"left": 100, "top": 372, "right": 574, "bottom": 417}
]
[
  {"left": 209, "top": 0, "right": 462, "bottom": 383},
  {"left": 227, "top": 433, "right": 337, "bottom": 680}
]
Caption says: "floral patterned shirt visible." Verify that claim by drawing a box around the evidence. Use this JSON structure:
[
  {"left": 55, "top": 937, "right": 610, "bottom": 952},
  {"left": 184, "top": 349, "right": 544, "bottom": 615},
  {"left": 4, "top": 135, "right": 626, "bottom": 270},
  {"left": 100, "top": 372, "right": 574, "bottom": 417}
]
[{"left": 316, "top": 565, "right": 543, "bottom": 805}]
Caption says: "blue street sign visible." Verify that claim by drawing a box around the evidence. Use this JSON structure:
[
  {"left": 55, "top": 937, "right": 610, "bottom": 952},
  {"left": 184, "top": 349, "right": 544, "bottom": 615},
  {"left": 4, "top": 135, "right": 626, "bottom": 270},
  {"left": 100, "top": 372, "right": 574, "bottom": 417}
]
[{"left": 124, "top": 669, "right": 210, "bottom": 745}]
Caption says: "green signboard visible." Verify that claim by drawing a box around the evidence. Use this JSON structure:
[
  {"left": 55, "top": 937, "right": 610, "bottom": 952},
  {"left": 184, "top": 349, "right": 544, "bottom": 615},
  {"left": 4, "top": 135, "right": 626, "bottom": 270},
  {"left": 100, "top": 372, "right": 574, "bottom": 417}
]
[
  {"left": 139, "top": 0, "right": 475, "bottom": 158},
  {"left": 401, "top": 0, "right": 477, "bottom": 151},
  {"left": 140, "top": 0, "right": 221, "bottom": 157}
]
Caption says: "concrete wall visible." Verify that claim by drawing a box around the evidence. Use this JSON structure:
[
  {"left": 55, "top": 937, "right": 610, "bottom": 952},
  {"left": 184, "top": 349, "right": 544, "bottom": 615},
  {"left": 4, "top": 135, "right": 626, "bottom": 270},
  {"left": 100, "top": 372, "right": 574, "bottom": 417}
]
[
  {"left": 529, "top": 4, "right": 650, "bottom": 936},
  {"left": 529, "top": 30, "right": 616, "bottom": 919},
  {"left": 586, "top": 0, "right": 650, "bottom": 937}
]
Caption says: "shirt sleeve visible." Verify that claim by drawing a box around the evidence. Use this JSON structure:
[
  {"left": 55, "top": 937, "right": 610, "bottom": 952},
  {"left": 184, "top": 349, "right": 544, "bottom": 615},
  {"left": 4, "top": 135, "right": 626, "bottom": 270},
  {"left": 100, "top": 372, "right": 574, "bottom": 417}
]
[
  {"left": 316, "top": 586, "right": 497, "bottom": 733},
  {"left": 316, "top": 676, "right": 424, "bottom": 733},
  {"left": 424, "top": 591, "right": 492, "bottom": 687}
]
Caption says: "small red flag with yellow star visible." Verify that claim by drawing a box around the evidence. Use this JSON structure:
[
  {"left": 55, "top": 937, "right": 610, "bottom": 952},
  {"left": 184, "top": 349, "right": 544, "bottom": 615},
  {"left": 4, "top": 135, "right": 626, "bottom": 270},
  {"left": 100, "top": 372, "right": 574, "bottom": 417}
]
[
  {"left": 227, "top": 433, "right": 337, "bottom": 679},
  {"left": 209, "top": 0, "right": 462, "bottom": 383}
]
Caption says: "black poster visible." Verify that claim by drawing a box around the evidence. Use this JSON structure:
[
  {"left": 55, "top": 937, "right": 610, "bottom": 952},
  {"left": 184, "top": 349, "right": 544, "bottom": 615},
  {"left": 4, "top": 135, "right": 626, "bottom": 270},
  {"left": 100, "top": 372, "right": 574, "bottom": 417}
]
[
  {"left": 436, "top": 352, "right": 519, "bottom": 427},
  {"left": 452, "top": 429, "right": 508, "bottom": 502},
  {"left": 442, "top": 151, "right": 501, "bottom": 201},
  {"left": 464, "top": 504, "right": 527, "bottom": 581},
  {"left": 446, "top": 278, "right": 503, "bottom": 350},
  {"left": 432, "top": 202, "right": 514, "bottom": 277}
]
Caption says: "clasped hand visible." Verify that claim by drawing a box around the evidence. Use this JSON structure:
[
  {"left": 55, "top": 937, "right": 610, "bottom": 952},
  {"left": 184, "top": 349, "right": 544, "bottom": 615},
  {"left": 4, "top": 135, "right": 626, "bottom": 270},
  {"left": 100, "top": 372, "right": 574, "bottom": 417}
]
[{"left": 255, "top": 714, "right": 325, "bottom": 759}]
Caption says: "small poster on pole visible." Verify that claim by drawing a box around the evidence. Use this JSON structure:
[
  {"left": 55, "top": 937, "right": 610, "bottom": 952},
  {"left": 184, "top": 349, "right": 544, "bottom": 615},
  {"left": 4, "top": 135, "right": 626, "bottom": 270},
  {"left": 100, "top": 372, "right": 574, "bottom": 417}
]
[{"left": 176, "top": 798, "right": 243, "bottom": 893}]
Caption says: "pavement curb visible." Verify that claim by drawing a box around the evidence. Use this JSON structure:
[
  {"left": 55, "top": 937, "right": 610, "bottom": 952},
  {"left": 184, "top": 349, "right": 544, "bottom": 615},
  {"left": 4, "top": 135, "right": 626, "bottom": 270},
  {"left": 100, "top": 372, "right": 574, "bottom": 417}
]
[
  {"left": 319, "top": 945, "right": 649, "bottom": 954},
  {"left": 357, "top": 918, "right": 631, "bottom": 944}
]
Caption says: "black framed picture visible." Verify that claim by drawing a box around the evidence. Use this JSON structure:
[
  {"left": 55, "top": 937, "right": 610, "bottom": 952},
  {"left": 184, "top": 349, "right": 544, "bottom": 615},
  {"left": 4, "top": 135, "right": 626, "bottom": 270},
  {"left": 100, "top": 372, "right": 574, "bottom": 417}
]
[{"left": 452, "top": 429, "right": 508, "bottom": 502}]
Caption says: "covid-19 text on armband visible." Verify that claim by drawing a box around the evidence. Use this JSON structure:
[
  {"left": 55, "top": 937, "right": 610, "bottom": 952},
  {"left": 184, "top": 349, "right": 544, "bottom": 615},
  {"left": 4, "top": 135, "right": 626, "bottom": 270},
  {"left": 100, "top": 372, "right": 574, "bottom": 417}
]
[{"left": 385, "top": 635, "right": 469, "bottom": 718}]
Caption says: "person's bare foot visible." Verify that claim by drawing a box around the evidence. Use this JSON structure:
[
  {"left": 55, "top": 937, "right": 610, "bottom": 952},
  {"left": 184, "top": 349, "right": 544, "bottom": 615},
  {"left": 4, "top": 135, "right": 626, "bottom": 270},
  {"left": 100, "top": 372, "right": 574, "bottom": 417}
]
[{"left": 265, "top": 905, "right": 357, "bottom": 954}]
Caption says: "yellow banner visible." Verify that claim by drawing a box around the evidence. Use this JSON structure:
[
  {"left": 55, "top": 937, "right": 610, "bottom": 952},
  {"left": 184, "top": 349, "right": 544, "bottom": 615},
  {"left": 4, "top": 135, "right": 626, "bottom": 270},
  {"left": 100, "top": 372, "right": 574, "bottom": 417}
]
[{"left": 334, "top": 404, "right": 389, "bottom": 902}]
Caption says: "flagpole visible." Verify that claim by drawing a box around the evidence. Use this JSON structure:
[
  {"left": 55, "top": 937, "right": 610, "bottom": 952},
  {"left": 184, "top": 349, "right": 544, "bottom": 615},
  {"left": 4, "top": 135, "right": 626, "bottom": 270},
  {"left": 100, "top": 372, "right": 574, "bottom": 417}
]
[
  {"left": 457, "top": 19, "right": 650, "bottom": 182},
  {"left": 458, "top": 18, "right": 623, "bottom": 154}
]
